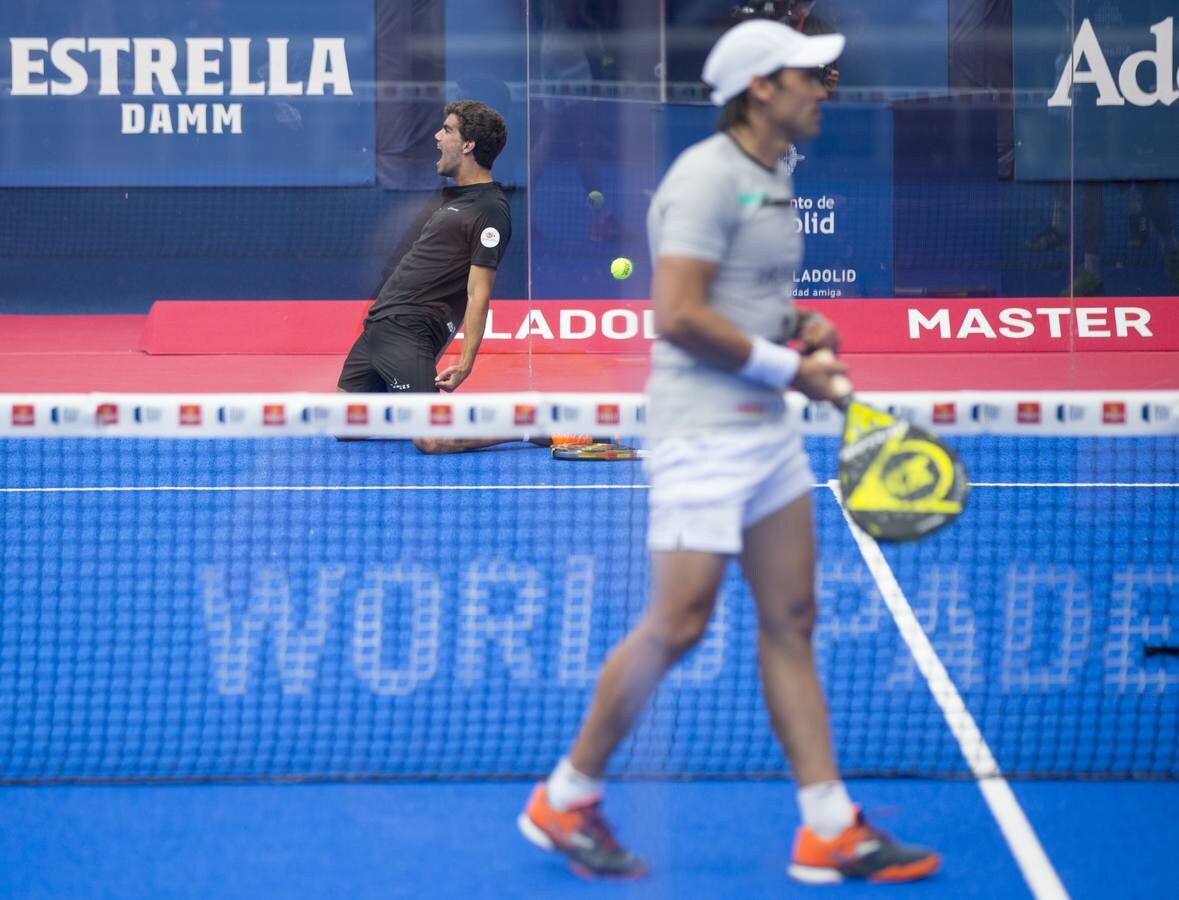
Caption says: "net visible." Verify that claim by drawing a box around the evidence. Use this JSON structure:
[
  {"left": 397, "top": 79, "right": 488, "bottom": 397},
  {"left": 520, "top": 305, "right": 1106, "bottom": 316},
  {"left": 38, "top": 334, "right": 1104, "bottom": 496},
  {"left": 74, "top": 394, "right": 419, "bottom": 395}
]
[{"left": 1, "top": 391, "right": 1176, "bottom": 783}]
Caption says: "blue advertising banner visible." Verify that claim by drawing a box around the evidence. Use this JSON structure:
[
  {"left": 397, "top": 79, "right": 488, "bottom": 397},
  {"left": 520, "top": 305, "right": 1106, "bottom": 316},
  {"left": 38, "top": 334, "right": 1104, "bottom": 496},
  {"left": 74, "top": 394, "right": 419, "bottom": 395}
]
[
  {"left": 662, "top": 104, "right": 895, "bottom": 300},
  {"left": 786, "top": 104, "right": 895, "bottom": 300},
  {"left": 1014, "top": 1, "right": 1179, "bottom": 180},
  {"left": 0, "top": 1, "right": 373, "bottom": 186},
  {"left": 527, "top": 101, "right": 893, "bottom": 302}
]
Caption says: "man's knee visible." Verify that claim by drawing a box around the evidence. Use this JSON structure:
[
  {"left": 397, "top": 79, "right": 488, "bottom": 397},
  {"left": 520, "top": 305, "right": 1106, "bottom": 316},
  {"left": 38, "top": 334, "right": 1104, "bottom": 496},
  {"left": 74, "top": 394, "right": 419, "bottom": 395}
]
[
  {"left": 643, "top": 605, "right": 715, "bottom": 660},
  {"left": 758, "top": 592, "right": 818, "bottom": 643}
]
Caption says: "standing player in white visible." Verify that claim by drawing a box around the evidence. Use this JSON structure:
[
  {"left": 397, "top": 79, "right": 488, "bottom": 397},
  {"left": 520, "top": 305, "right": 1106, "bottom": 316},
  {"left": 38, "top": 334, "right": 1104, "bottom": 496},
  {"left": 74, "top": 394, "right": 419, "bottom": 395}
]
[{"left": 518, "top": 20, "right": 941, "bottom": 884}]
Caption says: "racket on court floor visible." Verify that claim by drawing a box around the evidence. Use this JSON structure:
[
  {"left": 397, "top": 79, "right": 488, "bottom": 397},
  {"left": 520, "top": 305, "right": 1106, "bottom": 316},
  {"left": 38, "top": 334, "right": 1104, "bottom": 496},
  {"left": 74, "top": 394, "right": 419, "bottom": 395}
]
[
  {"left": 551, "top": 440, "right": 646, "bottom": 461},
  {"left": 828, "top": 366, "right": 969, "bottom": 542}
]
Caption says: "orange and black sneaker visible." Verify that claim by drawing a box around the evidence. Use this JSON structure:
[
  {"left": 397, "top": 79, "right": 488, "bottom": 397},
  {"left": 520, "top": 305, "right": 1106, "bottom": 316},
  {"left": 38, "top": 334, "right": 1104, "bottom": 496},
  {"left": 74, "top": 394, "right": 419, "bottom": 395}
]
[
  {"left": 789, "top": 808, "right": 940, "bottom": 885},
  {"left": 548, "top": 434, "right": 593, "bottom": 447},
  {"left": 528, "top": 434, "right": 591, "bottom": 449},
  {"left": 533, "top": 434, "right": 619, "bottom": 448},
  {"left": 517, "top": 783, "right": 648, "bottom": 880}
]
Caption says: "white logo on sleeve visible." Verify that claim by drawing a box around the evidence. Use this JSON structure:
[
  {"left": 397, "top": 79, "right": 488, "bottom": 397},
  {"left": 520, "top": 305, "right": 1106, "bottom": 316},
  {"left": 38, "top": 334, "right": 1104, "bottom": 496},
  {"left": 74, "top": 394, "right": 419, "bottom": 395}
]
[{"left": 480, "top": 227, "right": 501, "bottom": 248}]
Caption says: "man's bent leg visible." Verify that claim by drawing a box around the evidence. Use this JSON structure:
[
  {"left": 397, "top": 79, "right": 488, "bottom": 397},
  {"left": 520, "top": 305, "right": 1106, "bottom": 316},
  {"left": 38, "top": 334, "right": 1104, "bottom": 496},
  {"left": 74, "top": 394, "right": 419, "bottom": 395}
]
[
  {"left": 519, "top": 549, "right": 727, "bottom": 879},
  {"left": 567, "top": 549, "right": 728, "bottom": 777}
]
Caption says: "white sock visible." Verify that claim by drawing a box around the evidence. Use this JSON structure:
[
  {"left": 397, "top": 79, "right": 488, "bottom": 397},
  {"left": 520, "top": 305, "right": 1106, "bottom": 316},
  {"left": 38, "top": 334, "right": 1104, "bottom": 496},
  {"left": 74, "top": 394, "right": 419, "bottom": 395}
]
[
  {"left": 1084, "top": 253, "right": 1101, "bottom": 277},
  {"left": 546, "top": 757, "right": 604, "bottom": 811},
  {"left": 1161, "top": 234, "right": 1178, "bottom": 254},
  {"left": 797, "top": 780, "right": 856, "bottom": 840}
]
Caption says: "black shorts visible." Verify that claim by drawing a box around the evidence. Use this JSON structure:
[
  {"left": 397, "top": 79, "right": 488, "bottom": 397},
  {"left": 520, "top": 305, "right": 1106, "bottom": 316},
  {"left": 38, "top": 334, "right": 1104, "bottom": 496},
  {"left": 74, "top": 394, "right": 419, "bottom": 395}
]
[{"left": 337, "top": 315, "right": 448, "bottom": 393}]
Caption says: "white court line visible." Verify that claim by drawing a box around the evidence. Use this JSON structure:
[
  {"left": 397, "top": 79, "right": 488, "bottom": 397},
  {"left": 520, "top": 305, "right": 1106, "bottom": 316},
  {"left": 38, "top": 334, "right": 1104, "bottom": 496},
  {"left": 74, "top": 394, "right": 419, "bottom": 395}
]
[
  {"left": 972, "top": 482, "right": 1177, "bottom": 488},
  {"left": 1, "top": 481, "right": 1175, "bottom": 495},
  {"left": 828, "top": 480, "right": 1069, "bottom": 900},
  {"left": 0, "top": 484, "right": 649, "bottom": 494}
]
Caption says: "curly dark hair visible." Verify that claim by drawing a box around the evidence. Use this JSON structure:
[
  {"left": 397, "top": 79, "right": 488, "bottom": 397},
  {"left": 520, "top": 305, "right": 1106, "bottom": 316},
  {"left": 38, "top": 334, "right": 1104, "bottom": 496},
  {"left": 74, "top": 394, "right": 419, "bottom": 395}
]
[{"left": 444, "top": 100, "right": 508, "bottom": 170}]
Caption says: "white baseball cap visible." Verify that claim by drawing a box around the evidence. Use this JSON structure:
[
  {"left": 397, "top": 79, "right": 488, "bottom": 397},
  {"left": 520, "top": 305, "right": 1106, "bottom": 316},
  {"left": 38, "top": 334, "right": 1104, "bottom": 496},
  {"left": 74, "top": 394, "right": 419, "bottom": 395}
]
[{"left": 702, "top": 19, "right": 845, "bottom": 106}]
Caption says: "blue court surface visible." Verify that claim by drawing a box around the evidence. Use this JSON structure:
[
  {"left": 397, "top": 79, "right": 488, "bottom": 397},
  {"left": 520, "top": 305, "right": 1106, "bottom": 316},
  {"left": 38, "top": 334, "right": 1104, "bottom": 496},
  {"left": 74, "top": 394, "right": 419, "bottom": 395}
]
[
  {"left": 1, "top": 779, "right": 1176, "bottom": 899},
  {"left": 1, "top": 434, "right": 1176, "bottom": 898}
]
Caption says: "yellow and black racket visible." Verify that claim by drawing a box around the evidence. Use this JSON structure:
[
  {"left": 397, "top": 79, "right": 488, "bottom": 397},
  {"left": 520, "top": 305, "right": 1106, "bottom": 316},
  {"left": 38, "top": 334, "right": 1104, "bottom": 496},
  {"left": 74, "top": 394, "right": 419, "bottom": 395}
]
[{"left": 831, "top": 374, "right": 969, "bottom": 542}]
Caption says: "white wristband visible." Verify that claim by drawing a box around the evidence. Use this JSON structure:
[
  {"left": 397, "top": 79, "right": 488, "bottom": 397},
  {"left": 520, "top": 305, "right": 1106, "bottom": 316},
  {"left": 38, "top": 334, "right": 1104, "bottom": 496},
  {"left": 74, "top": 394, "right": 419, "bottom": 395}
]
[{"left": 737, "top": 335, "right": 800, "bottom": 390}]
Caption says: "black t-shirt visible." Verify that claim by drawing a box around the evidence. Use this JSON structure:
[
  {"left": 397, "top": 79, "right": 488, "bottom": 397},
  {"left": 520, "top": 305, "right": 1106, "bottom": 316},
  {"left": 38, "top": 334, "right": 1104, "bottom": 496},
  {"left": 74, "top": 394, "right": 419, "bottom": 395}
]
[{"left": 367, "top": 181, "right": 512, "bottom": 344}]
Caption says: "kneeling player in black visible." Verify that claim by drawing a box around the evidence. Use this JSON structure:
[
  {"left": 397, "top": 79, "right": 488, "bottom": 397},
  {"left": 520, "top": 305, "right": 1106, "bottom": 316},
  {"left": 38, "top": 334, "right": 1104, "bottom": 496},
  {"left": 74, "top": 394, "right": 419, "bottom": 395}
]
[{"left": 338, "top": 100, "right": 513, "bottom": 453}]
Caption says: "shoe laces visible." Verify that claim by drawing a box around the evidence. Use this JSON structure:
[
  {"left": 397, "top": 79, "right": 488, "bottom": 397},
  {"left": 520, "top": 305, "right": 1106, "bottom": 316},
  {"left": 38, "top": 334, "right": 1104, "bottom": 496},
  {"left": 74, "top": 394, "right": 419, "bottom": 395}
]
[
  {"left": 577, "top": 803, "right": 622, "bottom": 852},
  {"left": 850, "top": 811, "right": 894, "bottom": 846}
]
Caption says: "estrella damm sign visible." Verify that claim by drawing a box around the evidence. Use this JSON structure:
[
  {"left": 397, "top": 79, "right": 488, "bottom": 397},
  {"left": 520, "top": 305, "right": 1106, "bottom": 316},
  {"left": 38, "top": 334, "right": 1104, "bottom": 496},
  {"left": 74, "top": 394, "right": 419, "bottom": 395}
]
[{"left": 0, "top": 2, "right": 373, "bottom": 186}]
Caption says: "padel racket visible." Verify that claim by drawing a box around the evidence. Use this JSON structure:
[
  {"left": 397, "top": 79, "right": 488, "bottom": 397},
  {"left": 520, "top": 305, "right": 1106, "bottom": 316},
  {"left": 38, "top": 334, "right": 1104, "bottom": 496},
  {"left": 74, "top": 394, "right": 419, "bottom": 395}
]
[
  {"left": 551, "top": 441, "right": 646, "bottom": 461},
  {"left": 829, "top": 370, "right": 969, "bottom": 542}
]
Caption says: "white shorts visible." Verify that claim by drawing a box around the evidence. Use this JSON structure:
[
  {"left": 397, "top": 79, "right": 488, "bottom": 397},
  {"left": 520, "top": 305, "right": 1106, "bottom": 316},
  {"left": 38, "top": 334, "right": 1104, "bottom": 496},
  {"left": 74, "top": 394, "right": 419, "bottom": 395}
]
[{"left": 644, "top": 421, "right": 816, "bottom": 555}]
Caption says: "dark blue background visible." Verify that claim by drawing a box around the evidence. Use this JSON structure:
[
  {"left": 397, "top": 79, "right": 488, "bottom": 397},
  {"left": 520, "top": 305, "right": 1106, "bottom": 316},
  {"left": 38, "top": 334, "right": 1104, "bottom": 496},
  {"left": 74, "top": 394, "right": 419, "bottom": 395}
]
[{"left": 1, "top": 0, "right": 1175, "bottom": 313}]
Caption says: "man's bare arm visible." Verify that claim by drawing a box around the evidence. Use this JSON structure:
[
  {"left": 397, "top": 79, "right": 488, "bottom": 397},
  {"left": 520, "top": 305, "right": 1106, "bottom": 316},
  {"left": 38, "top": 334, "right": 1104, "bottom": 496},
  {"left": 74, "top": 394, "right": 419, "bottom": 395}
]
[{"left": 434, "top": 263, "right": 496, "bottom": 392}]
